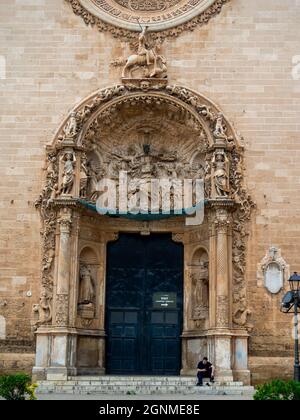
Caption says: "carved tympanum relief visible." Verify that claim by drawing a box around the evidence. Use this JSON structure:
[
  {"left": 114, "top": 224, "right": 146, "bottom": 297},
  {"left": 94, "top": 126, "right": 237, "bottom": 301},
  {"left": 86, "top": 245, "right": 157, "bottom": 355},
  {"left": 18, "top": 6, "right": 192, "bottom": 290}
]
[{"left": 77, "top": 97, "right": 210, "bottom": 212}]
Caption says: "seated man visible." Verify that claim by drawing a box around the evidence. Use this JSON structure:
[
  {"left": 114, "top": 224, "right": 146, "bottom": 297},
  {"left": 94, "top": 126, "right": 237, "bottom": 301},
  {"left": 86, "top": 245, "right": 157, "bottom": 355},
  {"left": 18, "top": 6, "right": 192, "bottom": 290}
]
[{"left": 197, "top": 357, "right": 215, "bottom": 386}]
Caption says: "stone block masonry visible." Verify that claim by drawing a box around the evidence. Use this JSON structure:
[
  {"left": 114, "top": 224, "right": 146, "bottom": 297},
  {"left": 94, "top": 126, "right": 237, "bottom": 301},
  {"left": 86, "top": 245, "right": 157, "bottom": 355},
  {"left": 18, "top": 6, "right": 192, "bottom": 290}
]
[{"left": 0, "top": 0, "right": 300, "bottom": 384}]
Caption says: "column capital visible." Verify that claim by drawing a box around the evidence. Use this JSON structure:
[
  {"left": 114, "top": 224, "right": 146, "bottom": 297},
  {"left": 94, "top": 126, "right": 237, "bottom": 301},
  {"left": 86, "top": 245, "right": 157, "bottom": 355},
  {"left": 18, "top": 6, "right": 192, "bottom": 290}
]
[
  {"left": 208, "top": 199, "right": 235, "bottom": 236},
  {"left": 103, "top": 231, "right": 119, "bottom": 244},
  {"left": 208, "top": 199, "right": 236, "bottom": 211},
  {"left": 58, "top": 208, "right": 73, "bottom": 234}
]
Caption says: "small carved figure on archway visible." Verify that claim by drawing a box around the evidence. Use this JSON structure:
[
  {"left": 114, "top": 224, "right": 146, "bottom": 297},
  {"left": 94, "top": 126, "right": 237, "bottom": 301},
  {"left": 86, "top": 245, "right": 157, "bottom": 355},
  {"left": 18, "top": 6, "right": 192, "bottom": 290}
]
[
  {"left": 47, "top": 183, "right": 58, "bottom": 206},
  {"left": 213, "top": 113, "right": 227, "bottom": 140},
  {"left": 59, "top": 152, "right": 76, "bottom": 195},
  {"left": 46, "top": 155, "right": 57, "bottom": 179},
  {"left": 204, "top": 161, "right": 212, "bottom": 198},
  {"left": 63, "top": 112, "right": 78, "bottom": 139},
  {"left": 80, "top": 154, "right": 89, "bottom": 198},
  {"left": 212, "top": 152, "right": 229, "bottom": 198}
]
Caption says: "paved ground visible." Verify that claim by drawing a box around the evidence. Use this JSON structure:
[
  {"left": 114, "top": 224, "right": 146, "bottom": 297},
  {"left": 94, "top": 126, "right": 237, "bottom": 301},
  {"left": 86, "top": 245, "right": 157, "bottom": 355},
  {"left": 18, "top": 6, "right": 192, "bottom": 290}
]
[{"left": 36, "top": 393, "right": 254, "bottom": 400}]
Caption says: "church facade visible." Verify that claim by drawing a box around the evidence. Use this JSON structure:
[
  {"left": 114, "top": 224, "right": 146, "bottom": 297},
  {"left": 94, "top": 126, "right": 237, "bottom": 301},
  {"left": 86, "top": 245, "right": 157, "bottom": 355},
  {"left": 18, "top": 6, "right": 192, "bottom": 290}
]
[{"left": 0, "top": 0, "right": 299, "bottom": 386}]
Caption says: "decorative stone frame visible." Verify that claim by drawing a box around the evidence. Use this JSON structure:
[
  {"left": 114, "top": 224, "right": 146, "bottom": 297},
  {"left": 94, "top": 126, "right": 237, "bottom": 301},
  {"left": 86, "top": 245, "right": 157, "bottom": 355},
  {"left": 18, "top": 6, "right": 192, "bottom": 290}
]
[
  {"left": 257, "top": 247, "right": 290, "bottom": 295},
  {"left": 66, "top": 0, "right": 231, "bottom": 43},
  {"left": 33, "top": 84, "right": 254, "bottom": 384}
]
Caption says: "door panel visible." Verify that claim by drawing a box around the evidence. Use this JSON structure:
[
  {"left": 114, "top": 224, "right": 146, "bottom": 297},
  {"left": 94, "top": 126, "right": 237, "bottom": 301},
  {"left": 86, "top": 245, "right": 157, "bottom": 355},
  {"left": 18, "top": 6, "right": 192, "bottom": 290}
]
[{"left": 106, "top": 234, "right": 183, "bottom": 375}]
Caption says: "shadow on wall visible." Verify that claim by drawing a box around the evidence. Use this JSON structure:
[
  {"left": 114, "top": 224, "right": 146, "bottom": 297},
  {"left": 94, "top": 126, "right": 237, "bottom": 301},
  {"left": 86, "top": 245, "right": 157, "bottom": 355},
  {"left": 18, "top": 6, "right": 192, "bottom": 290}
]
[{"left": 0, "top": 56, "right": 6, "bottom": 80}]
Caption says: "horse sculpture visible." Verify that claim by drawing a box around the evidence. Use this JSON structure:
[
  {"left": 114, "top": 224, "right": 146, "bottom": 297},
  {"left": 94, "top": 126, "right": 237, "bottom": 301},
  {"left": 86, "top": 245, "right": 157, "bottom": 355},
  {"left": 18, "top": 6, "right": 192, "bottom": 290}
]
[{"left": 122, "top": 46, "right": 167, "bottom": 79}]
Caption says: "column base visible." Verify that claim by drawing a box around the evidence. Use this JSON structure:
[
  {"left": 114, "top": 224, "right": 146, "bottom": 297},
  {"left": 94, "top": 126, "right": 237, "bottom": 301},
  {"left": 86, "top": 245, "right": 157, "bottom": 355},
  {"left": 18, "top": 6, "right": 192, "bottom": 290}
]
[
  {"left": 208, "top": 330, "right": 233, "bottom": 382},
  {"left": 32, "top": 367, "right": 47, "bottom": 382},
  {"left": 180, "top": 368, "right": 196, "bottom": 376},
  {"left": 46, "top": 366, "right": 78, "bottom": 381},
  {"left": 233, "top": 369, "right": 251, "bottom": 385},
  {"left": 215, "top": 370, "right": 234, "bottom": 383},
  {"left": 76, "top": 367, "right": 106, "bottom": 376}
]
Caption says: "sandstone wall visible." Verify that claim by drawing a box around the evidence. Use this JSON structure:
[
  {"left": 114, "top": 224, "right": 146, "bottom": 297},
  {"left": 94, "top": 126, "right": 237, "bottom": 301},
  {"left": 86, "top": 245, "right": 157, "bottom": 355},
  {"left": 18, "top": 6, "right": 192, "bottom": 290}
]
[{"left": 0, "top": 0, "right": 299, "bottom": 383}]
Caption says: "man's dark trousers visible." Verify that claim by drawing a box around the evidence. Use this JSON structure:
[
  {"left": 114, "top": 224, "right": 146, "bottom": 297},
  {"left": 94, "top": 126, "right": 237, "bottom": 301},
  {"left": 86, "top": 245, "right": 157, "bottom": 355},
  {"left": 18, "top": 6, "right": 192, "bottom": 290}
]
[{"left": 197, "top": 368, "right": 212, "bottom": 385}]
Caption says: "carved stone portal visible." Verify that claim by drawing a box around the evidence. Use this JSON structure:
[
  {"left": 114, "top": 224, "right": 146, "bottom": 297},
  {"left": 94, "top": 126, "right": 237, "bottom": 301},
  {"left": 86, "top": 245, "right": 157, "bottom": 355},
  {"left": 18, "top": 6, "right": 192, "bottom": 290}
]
[{"left": 34, "top": 84, "right": 253, "bottom": 383}]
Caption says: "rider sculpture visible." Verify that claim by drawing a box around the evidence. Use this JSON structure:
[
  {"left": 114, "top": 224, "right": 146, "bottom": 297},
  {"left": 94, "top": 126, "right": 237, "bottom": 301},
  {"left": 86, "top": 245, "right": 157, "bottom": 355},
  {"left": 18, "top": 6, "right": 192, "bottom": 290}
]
[{"left": 122, "top": 26, "right": 167, "bottom": 79}]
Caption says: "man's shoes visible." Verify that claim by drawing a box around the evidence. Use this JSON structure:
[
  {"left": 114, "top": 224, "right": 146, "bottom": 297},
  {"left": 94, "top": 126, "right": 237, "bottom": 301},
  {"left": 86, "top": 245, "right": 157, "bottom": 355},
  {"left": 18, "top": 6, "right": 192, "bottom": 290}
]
[
  {"left": 196, "top": 383, "right": 203, "bottom": 387},
  {"left": 206, "top": 383, "right": 210, "bottom": 387}
]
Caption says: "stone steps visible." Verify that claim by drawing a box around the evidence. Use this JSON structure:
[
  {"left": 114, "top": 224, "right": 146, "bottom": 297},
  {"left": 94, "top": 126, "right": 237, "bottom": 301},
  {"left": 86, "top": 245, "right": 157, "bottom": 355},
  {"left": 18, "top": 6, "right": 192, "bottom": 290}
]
[{"left": 36, "top": 376, "right": 255, "bottom": 396}]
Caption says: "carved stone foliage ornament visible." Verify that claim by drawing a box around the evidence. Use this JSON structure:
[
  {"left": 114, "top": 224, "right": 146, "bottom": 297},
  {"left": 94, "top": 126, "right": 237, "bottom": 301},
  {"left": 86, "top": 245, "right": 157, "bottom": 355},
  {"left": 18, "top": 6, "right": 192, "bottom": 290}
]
[
  {"left": 55, "top": 294, "right": 69, "bottom": 326},
  {"left": 34, "top": 153, "right": 59, "bottom": 328},
  {"left": 233, "top": 288, "right": 252, "bottom": 330},
  {"left": 257, "top": 247, "right": 289, "bottom": 294},
  {"left": 66, "top": 0, "right": 230, "bottom": 42}
]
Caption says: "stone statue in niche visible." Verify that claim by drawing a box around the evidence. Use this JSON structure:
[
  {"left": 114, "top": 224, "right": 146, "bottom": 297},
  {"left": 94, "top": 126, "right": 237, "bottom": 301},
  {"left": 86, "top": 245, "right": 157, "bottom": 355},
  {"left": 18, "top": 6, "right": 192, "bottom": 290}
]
[
  {"left": 212, "top": 151, "right": 229, "bottom": 198},
  {"left": 192, "top": 262, "right": 209, "bottom": 321},
  {"left": 79, "top": 265, "right": 95, "bottom": 305},
  {"left": 78, "top": 265, "right": 96, "bottom": 320},
  {"left": 121, "top": 26, "right": 167, "bottom": 79},
  {"left": 59, "top": 152, "right": 76, "bottom": 195}
]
